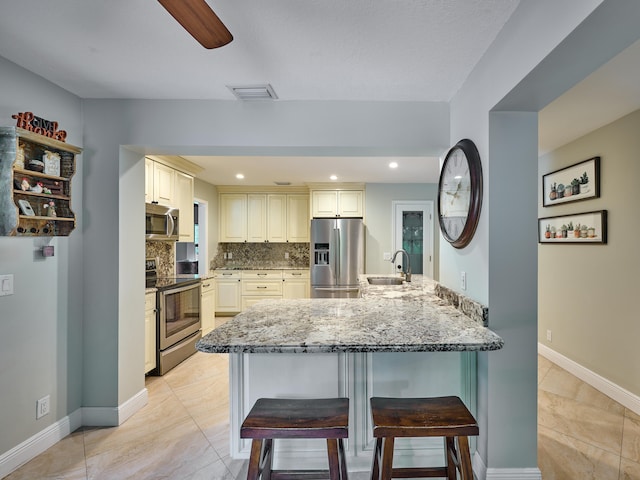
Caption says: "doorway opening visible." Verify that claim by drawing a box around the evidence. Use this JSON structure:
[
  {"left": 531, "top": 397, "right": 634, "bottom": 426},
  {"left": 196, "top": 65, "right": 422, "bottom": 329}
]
[
  {"left": 392, "top": 201, "right": 434, "bottom": 278},
  {"left": 175, "top": 200, "right": 208, "bottom": 275}
]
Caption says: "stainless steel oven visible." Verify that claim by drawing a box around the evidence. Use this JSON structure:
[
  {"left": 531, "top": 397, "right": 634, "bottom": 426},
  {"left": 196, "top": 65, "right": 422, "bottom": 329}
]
[
  {"left": 147, "top": 258, "right": 202, "bottom": 375},
  {"left": 155, "top": 278, "right": 201, "bottom": 375}
]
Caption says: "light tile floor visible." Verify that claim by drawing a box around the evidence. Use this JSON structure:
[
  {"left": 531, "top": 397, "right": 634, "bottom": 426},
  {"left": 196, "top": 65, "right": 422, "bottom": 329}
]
[
  {"left": 538, "top": 355, "right": 640, "bottom": 479},
  {"left": 5, "top": 352, "right": 640, "bottom": 479}
]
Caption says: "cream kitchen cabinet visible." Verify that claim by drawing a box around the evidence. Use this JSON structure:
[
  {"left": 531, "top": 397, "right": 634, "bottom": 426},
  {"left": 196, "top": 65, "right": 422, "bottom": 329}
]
[
  {"left": 246, "top": 194, "right": 267, "bottom": 242},
  {"left": 145, "top": 158, "right": 196, "bottom": 241},
  {"left": 214, "top": 271, "right": 242, "bottom": 314},
  {"left": 282, "top": 270, "right": 310, "bottom": 299},
  {"left": 219, "top": 194, "right": 248, "bottom": 242},
  {"left": 245, "top": 194, "right": 287, "bottom": 243},
  {"left": 286, "top": 194, "right": 310, "bottom": 242},
  {"left": 146, "top": 159, "right": 175, "bottom": 206},
  {"left": 174, "top": 170, "right": 194, "bottom": 242},
  {"left": 241, "top": 270, "right": 283, "bottom": 310},
  {"left": 144, "top": 291, "right": 157, "bottom": 374},
  {"left": 219, "top": 192, "right": 307, "bottom": 243},
  {"left": 311, "top": 189, "right": 364, "bottom": 218},
  {"left": 267, "top": 194, "right": 287, "bottom": 242},
  {"left": 201, "top": 279, "right": 215, "bottom": 335}
]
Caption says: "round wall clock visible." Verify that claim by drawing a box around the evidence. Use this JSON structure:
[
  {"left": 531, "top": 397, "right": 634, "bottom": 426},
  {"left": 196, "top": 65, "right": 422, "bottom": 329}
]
[{"left": 437, "top": 138, "right": 483, "bottom": 249}]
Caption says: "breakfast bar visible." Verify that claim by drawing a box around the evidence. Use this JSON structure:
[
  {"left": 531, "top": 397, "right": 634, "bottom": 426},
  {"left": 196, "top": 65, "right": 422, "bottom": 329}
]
[{"left": 196, "top": 275, "right": 503, "bottom": 471}]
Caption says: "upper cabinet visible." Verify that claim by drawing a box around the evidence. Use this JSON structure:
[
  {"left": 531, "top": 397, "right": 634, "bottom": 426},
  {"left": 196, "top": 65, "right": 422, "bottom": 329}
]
[
  {"left": 145, "top": 156, "right": 200, "bottom": 242},
  {"left": 0, "top": 127, "right": 81, "bottom": 236},
  {"left": 218, "top": 188, "right": 309, "bottom": 243},
  {"left": 310, "top": 185, "right": 364, "bottom": 218},
  {"left": 174, "top": 170, "right": 194, "bottom": 242},
  {"left": 286, "top": 194, "right": 310, "bottom": 242},
  {"left": 219, "top": 193, "right": 248, "bottom": 242},
  {"left": 146, "top": 159, "right": 175, "bottom": 206}
]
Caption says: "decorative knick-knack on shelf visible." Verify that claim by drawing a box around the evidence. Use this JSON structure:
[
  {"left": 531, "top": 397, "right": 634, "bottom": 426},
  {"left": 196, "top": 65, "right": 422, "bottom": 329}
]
[{"left": 43, "top": 200, "right": 57, "bottom": 217}]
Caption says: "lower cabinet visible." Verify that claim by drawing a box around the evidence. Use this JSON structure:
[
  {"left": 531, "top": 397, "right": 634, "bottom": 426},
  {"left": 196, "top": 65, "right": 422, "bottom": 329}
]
[
  {"left": 214, "top": 271, "right": 242, "bottom": 314},
  {"left": 215, "top": 269, "right": 310, "bottom": 314},
  {"left": 201, "top": 279, "right": 215, "bottom": 335},
  {"left": 283, "top": 270, "right": 310, "bottom": 299},
  {"left": 144, "top": 292, "right": 157, "bottom": 374},
  {"left": 241, "top": 270, "right": 283, "bottom": 310}
]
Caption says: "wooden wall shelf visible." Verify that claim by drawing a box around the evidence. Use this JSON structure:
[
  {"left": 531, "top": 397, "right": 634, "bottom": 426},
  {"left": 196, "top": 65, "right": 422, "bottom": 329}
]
[{"left": 0, "top": 127, "right": 81, "bottom": 237}]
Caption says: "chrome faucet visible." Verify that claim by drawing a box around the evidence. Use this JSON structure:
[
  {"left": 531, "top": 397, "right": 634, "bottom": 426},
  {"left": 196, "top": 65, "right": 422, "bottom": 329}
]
[{"left": 390, "top": 249, "right": 411, "bottom": 282}]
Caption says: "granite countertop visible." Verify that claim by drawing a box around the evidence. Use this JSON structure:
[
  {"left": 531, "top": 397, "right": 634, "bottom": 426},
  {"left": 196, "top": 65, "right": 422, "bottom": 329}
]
[
  {"left": 197, "top": 275, "right": 503, "bottom": 354},
  {"left": 213, "top": 266, "right": 309, "bottom": 271}
]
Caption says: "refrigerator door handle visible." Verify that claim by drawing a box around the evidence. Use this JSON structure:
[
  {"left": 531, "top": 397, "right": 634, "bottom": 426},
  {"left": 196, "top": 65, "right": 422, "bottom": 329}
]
[{"left": 334, "top": 227, "right": 340, "bottom": 283}]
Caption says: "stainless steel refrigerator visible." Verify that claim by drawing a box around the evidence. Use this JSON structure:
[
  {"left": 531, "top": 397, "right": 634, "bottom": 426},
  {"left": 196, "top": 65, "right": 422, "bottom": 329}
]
[{"left": 310, "top": 218, "right": 364, "bottom": 298}]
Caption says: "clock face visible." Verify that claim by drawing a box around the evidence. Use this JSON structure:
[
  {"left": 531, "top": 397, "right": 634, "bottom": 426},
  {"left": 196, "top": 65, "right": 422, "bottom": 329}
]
[{"left": 438, "top": 139, "right": 483, "bottom": 248}]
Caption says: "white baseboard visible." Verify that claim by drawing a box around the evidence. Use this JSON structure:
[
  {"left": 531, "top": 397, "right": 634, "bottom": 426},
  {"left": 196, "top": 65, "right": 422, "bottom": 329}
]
[
  {"left": 0, "top": 409, "right": 82, "bottom": 479},
  {"left": 473, "top": 452, "right": 542, "bottom": 480},
  {"left": 82, "top": 387, "right": 148, "bottom": 426},
  {"left": 539, "top": 343, "right": 640, "bottom": 416},
  {"left": 0, "top": 388, "right": 148, "bottom": 478}
]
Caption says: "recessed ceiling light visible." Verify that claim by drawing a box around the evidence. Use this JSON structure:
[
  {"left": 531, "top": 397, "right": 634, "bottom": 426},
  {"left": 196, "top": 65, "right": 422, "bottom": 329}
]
[
  {"left": 330, "top": 175, "right": 338, "bottom": 181},
  {"left": 274, "top": 181, "right": 291, "bottom": 186},
  {"left": 236, "top": 173, "right": 245, "bottom": 180},
  {"left": 389, "top": 162, "right": 398, "bottom": 169}
]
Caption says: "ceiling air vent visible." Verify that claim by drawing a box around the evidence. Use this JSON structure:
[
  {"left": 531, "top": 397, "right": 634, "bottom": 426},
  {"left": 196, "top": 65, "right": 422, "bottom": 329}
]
[{"left": 227, "top": 84, "right": 278, "bottom": 100}]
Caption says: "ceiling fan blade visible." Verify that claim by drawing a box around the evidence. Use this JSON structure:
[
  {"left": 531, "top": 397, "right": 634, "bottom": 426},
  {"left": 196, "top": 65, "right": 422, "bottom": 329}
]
[{"left": 158, "top": 0, "right": 233, "bottom": 49}]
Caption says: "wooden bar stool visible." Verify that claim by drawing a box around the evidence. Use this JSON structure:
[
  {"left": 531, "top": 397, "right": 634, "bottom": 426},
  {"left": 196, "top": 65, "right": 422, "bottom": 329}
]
[
  {"left": 370, "top": 396, "right": 478, "bottom": 480},
  {"left": 241, "top": 397, "right": 349, "bottom": 480}
]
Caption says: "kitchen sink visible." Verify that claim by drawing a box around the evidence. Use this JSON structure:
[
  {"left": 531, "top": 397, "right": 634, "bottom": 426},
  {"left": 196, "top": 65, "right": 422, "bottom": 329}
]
[{"left": 367, "top": 277, "right": 405, "bottom": 285}]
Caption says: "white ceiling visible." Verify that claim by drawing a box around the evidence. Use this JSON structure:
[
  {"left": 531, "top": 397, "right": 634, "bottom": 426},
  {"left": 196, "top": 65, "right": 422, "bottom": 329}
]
[
  {"left": 1, "top": 1, "right": 640, "bottom": 185},
  {"left": 0, "top": 0, "right": 520, "bottom": 102}
]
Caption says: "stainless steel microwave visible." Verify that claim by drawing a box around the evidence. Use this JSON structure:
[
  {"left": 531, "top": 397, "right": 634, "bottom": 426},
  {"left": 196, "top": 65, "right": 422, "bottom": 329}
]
[{"left": 146, "top": 203, "right": 179, "bottom": 241}]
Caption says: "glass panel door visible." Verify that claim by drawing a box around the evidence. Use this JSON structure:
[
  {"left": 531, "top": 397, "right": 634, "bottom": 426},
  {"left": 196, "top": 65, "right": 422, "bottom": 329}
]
[{"left": 402, "top": 211, "right": 424, "bottom": 274}]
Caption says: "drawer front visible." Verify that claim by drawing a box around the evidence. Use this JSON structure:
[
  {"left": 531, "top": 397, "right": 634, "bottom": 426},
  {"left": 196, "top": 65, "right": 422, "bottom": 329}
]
[
  {"left": 242, "top": 280, "right": 283, "bottom": 296},
  {"left": 283, "top": 270, "right": 310, "bottom": 279},
  {"left": 201, "top": 280, "right": 215, "bottom": 292},
  {"left": 214, "top": 271, "right": 242, "bottom": 279},
  {"left": 242, "top": 270, "right": 283, "bottom": 280}
]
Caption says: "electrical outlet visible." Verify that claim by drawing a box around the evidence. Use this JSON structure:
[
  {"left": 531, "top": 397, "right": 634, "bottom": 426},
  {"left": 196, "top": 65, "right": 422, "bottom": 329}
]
[
  {"left": 546, "top": 329, "right": 552, "bottom": 342},
  {"left": 36, "top": 395, "right": 50, "bottom": 419},
  {"left": 285, "top": 252, "right": 289, "bottom": 259},
  {"left": 461, "top": 271, "right": 467, "bottom": 291},
  {"left": 383, "top": 252, "right": 391, "bottom": 261},
  {"left": 228, "top": 252, "right": 232, "bottom": 260}
]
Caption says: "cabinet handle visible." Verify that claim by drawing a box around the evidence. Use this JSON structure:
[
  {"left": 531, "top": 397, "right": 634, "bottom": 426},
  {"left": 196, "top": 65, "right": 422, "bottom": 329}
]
[
  {"left": 203, "top": 283, "right": 211, "bottom": 288},
  {"left": 257, "top": 286, "right": 267, "bottom": 289}
]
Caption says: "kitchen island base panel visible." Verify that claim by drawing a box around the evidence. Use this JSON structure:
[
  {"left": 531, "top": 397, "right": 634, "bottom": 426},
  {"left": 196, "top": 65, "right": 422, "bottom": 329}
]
[{"left": 229, "top": 351, "right": 476, "bottom": 472}]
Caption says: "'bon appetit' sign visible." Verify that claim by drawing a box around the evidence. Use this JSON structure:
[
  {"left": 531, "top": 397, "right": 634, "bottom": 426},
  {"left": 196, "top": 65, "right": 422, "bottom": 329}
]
[{"left": 12, "top": 111, "right": 67, "bottom": 142}]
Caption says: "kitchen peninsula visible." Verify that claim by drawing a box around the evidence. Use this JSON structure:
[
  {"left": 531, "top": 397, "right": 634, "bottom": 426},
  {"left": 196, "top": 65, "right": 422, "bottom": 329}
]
[{"left": 197, "top": 275, "right": 503, "bottom": 471}]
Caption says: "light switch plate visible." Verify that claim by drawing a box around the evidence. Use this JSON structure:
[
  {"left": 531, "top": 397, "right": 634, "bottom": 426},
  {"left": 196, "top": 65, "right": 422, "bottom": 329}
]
[{"left": 0, "top": 274, "right": 14, "bottom": 296}]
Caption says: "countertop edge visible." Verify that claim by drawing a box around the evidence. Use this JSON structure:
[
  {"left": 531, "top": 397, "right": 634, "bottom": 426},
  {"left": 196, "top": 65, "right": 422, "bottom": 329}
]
[{"left": 197, "top": 342, "right": 505, "bottom": 354}]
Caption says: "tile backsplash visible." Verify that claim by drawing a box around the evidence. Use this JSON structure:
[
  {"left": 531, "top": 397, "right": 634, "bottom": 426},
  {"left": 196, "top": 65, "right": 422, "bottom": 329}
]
[{"left": 211, "top": 243, "right": 309, "bottom": 270}]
